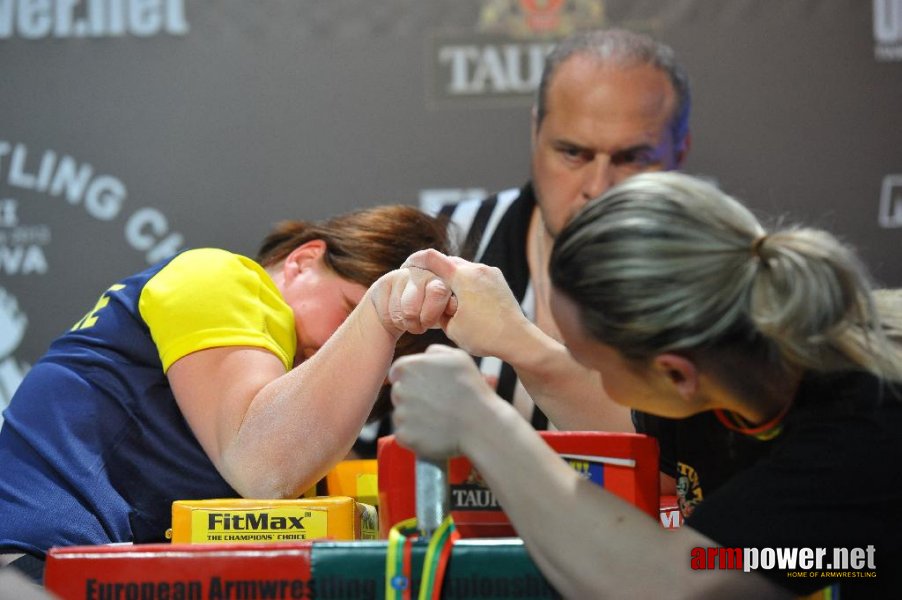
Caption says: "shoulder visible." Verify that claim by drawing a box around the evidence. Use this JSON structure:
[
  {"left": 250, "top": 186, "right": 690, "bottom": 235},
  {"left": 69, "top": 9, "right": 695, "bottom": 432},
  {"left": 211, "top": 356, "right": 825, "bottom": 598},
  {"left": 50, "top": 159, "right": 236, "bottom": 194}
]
[
  {"left": 140, "top": 249, "right": 295, "bottom": 371},
  {"left": 164, "top": 248, "right": 257, "bottom": 275},
  {"left": 792, "top": 370, "right": 900, "bottom": 410},
  {"left": 689, "top": 377, "right": 902, "bottom": 541},
  {"left": 147, "top": 249, "right": 269, "bottom": 296}
]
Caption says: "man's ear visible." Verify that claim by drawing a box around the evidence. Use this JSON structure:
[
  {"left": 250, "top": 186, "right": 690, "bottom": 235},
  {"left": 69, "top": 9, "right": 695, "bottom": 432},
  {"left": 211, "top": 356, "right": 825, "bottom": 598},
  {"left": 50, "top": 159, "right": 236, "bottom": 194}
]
[
  {"left": 652, "top": 352, "right": 698, "bottom": 401},
  {"left": 674, "top": 131, "right": 691, "bottom": 168},
  {"left": 283, "top": 240, "right": 327, "bottom": 281}
]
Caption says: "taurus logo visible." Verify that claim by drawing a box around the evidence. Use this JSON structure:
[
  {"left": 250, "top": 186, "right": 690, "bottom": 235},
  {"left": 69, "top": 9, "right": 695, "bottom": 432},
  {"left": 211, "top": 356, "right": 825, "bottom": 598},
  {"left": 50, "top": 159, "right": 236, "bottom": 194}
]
[{"left": 878, "top": 175, "right": 902, "bottom": 228}]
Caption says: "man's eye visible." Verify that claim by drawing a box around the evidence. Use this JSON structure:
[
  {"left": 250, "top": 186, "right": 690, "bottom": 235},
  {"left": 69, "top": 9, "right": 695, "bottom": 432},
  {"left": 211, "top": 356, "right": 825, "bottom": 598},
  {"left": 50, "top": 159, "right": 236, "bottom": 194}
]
[
  {"left": 612, "top": 150, "right": 655, "bottom": 167},
  {"left": 560, "top": 147, "right": 588, "bottom": 161}
]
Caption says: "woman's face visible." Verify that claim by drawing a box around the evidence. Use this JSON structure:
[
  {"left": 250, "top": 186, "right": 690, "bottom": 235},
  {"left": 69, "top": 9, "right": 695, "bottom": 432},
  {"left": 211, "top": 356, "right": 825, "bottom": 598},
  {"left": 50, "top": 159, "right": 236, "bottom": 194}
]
[
  {"left": 549, "top": 285, "right": 688, "bottom": 417},
  {"left": 280, "top": 251, "right": 368, "bottom": 361}
]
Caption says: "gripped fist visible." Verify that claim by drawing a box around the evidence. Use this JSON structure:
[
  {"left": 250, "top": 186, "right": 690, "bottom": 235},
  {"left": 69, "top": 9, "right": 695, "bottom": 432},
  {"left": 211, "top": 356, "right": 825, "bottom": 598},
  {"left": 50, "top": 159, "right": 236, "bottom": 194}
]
[
  {"left": 369, "top": 267, "right": 456, "bottom": 337},
  {"left": 389, "top": 344, "right": 495, "bottom": 460}
]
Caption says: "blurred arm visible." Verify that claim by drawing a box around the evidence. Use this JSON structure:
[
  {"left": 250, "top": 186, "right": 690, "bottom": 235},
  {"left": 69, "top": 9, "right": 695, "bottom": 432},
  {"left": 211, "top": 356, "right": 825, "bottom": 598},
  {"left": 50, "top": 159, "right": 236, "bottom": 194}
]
[{"left": 389, "top": 347, "right": 788, "bottom": 599}]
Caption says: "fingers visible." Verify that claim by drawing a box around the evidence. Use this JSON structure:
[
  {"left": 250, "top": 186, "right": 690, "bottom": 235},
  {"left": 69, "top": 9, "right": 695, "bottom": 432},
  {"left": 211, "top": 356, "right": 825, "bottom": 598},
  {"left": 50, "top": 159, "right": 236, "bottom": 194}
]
[
  {"left": 399, "top": 252, "right": 464, "bottom": 322},
  {"left": 380, "top": 250, "right": 473, "bottom": 337},
  {"left": 402, "top": 249, "right": 460, "bottom": 282},
  {"left": 386, "top": 267, "right": 456, "bottom": 334},
  {"left": 399, "top": 268, "right": 452, "bottom": 334},
  {"left": 398, "top": 271, "right": 428, "bottom": 333},
  {"left": 388, "top": 343, "right": 456, "bottom": 384},
  {"left": 419, "top": 278, "right": 453, "bottom": 326},
  {"left": 445, "top": 294, "right": 458, "bottom": 317}
]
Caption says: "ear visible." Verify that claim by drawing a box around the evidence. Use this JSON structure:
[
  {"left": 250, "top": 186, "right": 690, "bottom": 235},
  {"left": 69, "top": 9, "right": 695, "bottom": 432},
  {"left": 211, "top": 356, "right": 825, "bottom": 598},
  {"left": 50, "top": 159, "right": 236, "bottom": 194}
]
[
  {"left": 282, "top": 239, "right": 327, "bottom": 281},
  {"left": 674, "top": 131, "right": 691, "bottom": 168},
  {"left": 652, "top": 353, "right": 698, "bottom": 402}
]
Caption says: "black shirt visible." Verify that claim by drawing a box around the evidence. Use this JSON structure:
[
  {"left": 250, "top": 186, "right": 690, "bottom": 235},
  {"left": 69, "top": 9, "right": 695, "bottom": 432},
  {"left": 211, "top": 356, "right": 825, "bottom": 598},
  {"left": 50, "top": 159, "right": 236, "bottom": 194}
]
[{"left": 636, "top": 371, "right": 902, "bottom": 597}]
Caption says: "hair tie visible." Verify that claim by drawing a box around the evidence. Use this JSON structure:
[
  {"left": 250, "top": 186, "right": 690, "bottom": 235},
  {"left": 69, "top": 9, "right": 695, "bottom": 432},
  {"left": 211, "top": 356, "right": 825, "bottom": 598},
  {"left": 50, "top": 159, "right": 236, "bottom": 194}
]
[{"left": 751, "top": 234, "right": 768, "bottom": 258}]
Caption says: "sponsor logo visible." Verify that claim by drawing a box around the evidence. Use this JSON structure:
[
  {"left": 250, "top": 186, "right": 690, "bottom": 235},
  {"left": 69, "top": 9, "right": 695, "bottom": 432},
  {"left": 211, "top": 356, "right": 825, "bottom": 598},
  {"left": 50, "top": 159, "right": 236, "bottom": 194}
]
[
  {"left": 0, "top": 197, "right": 49, "bottom": 276},
  {"left": 0, "top": 286, "right": 29, "bottom": 425},
  {"left": 0, "top": 141, "right": 186, "bottom": 268},
  {"left": 874, "top": 0, "right": 902, "bottom": 61},
  {"left": 200, "top": 509, "right": 319, "bottom": 542},
  {"left": 450, "top": 453, "right": 620, "bottom": 511},
  {"left": 207, "top": 512, "right": 307, "bottom": 532},
  {"left": 428, "top": 0, "right": 606, "bottom": 108},
  {"left": 878, "top": 174, "right": 902, "bottom": 228},
  {"left": 450, "top": 484, "right": 501, "bottom": 510},
  {"left": 451, "top": 466, "right": 499, "bottom": 510},
  {"left": 0, "top": 0, "right": 188, "bottom": 39},
  {"left": 691, "top": 545, "right": 877, "bottom": 580},
  {"left": 660, "top": 506, "right": 683, "bottom": 529},
  {"left": 0, "top": 141, "right": 185, "bottom": 403},
  {"left": 477, "top": 0, "right": 605, "bottom": 40}
]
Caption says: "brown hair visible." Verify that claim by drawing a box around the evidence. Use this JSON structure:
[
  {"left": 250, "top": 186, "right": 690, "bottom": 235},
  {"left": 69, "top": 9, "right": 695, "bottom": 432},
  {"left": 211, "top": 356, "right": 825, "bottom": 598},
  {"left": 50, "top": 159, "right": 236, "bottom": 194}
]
[
  {"left": 257, "top": 204, "right": 450, "bottom": 288},
  {"left": 257, "top": 204, "right": 454, "bottom": 422}
]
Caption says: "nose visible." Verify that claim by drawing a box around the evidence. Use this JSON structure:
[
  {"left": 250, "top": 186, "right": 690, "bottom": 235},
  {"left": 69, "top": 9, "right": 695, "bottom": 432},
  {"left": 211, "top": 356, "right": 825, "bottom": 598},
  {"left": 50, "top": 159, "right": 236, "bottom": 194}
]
[{"left": 582, "top": 156, "right": 614, "bottom": 201}]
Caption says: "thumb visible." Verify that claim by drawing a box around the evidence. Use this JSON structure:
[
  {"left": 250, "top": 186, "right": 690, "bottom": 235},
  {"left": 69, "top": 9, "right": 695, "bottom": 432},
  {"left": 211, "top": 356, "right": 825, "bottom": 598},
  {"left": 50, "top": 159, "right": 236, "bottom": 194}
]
[{"left": 403, "top": 249, "right": 458, "bottom": 283}]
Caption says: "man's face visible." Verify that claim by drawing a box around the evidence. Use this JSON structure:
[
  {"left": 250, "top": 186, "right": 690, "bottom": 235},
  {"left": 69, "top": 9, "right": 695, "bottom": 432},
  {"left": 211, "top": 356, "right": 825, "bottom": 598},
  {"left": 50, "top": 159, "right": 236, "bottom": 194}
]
[{"left": 531, "top": 55, "right": 685, "bottom": 237}]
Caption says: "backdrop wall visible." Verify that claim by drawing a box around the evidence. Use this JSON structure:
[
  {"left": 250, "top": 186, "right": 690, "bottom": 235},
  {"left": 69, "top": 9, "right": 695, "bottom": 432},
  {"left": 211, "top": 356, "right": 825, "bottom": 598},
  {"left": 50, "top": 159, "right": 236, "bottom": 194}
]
[{"left": 2, "top": 0, "right": 901, "bottom": 417}]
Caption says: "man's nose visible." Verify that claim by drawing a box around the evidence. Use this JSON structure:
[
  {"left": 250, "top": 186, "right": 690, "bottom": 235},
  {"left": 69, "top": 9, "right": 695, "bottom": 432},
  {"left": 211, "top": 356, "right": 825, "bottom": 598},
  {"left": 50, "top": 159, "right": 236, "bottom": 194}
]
[{"left": 582, "top": 157, "right": 614, "bottom": 201}]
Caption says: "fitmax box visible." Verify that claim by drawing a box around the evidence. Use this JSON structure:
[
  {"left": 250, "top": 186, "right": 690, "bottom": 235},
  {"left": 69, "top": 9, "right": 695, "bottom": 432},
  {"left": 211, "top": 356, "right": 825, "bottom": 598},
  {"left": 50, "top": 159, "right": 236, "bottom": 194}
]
[
  {"left": 378, "top": 432, "right": 659, "bottom": 538},
  {"left": 168, "top": 496, "right": 377, "bottom": 544}
]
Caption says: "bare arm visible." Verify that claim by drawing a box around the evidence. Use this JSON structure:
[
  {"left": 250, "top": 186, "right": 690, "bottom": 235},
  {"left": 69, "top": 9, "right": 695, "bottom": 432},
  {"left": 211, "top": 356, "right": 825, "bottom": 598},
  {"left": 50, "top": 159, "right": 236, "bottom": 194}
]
[
  {"left": 389, "top": 346, "right": 790, "bottom": 599},
  {"left": 168, "top": 269, "right": 451, "bottom": 498},
  {"left": 495, "top": 317, "right": 633, "bottom": 431}
]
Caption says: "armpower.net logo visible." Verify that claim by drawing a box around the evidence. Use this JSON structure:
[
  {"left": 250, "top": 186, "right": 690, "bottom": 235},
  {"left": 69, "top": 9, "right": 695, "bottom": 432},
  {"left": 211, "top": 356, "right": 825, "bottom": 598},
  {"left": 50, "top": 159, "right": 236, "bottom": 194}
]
[{"left": 691, "top": 545, "right": 877, "bottom": 581}]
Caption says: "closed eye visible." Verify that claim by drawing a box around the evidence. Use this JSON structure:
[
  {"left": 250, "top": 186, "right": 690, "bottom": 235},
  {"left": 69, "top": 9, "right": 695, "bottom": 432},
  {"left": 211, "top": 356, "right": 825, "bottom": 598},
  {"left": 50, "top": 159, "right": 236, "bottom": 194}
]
[{"left": 611, "top": 146, "right": 658, "bottom": 168}]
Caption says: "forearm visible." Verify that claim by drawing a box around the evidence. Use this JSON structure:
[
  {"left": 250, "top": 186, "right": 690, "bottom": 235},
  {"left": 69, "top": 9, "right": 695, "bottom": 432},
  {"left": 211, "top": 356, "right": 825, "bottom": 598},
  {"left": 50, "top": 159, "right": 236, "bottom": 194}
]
[
  {"left": 223, "top": 300, "right": 397, "bottom": 497},
  {"left": 459, "top": 397, "right": 682, "bottom": 597},
  {"left": 493, "top": 320, "right": 633, "bottom": 432},
  {"left": 459, "top": 398, "right": 786, "bottom": 598}
]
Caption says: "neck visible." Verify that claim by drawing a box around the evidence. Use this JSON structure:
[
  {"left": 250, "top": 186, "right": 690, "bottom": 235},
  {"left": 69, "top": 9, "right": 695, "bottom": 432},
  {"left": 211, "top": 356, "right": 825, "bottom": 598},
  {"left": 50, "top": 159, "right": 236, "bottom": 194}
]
[
  {"left": 527, "top": 208, "right": 563, "bottom": 341},
  {"left": 528, "top": 210, "right": 552, "bottom": 299},
  {"left": 709, "top": 369, "right": 801, "bottom": 437},
  {"left": 529, "top": 209, "right": 554, "bottom": 276}
]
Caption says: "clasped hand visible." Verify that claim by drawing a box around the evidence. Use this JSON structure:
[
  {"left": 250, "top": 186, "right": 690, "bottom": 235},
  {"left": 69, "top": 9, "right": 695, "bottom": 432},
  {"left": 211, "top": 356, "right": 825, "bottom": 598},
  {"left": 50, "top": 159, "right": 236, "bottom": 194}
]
[
  {"left": 383, "top": 249, "right": 528, "bottom": 459},
  {"left": 398, "top": 249, "right": 528, "bottom": 357},
  {"left": 369, "top": 264, "right": 457, "bottom": 337}
]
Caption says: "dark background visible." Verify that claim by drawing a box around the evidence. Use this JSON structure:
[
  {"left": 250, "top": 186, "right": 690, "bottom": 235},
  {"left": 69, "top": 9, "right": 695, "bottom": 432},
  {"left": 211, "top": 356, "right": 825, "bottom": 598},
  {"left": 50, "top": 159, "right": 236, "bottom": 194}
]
[{"left": 2, "top": 0, "right": 900, "bottom": 415}]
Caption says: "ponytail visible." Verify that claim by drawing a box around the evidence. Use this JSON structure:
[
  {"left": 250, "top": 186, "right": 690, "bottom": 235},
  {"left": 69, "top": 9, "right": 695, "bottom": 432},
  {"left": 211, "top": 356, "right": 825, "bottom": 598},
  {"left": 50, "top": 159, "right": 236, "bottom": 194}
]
[{"left": 551, "top": 172, "right": 902, "bottom": 383}]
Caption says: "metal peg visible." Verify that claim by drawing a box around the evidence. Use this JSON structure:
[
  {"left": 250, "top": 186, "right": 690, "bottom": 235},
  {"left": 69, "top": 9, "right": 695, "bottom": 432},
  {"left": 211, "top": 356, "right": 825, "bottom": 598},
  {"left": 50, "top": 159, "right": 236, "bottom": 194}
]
[{"left": 415, "top": 457, "right": 449, "bottom": 539}]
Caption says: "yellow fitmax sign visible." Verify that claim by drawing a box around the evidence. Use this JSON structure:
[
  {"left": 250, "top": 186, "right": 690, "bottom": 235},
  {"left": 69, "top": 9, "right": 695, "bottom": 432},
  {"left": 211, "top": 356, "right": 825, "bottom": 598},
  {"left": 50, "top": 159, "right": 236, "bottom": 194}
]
[
  {"left": 194, "top": 507, "right": 328, "bottom": 543},
  {"left": 169, "top": 497, "right": 374, "bottom": 543}
]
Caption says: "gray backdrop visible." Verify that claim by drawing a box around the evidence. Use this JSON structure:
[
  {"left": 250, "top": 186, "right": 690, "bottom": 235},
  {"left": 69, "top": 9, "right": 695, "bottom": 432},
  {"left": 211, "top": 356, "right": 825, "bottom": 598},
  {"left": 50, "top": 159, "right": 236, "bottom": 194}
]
[{"left": 2, "top": 0, "right": 901, "bottom": 417}]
